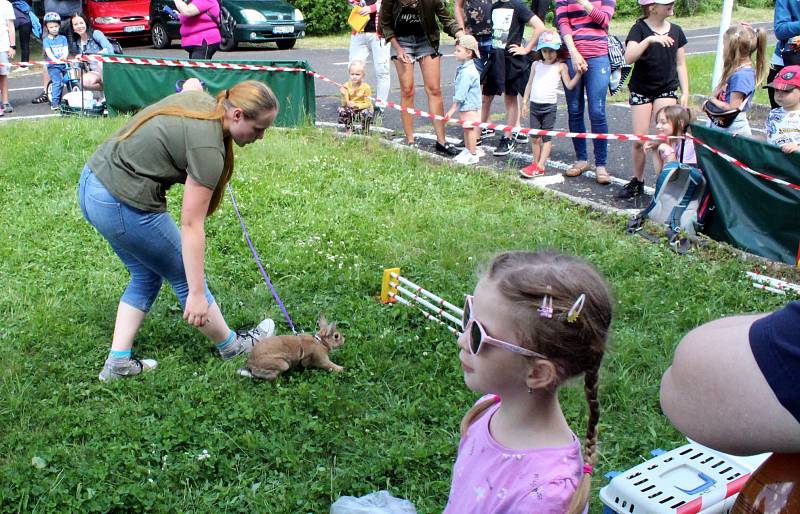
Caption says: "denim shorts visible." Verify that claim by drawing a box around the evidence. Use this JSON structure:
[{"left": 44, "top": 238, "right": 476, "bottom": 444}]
[
  {"left": 391, "top": 34, "right": 438, "bottom": 61},
  {"left": 78, "top": 166, "right": 215, "bottom": 312}
]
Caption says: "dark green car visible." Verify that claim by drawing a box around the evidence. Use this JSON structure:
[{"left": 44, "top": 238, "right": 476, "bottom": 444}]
[{"left": 149, "top": 0, "right": 306, "bottom": 51}]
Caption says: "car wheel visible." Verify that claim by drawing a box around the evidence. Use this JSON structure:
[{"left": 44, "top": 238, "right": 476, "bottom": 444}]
[
  {"left": 151, "top": 21, "right": 171, "bottom": 49},
  {"left": 275, "top": 39, "right": 296, "bottom": 50},
  {"left": 218, "top": 8, "right": 238, "bottom": 52}
]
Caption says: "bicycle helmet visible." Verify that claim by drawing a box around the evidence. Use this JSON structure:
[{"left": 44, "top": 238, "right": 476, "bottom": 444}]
[{"left": 43, "top": 12, "right": 62, "bottom": 23}]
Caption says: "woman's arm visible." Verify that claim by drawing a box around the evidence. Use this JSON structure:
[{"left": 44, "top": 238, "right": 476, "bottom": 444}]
[
  {"left": 510, "top": 15, "right": 544, "bottom": 55},
  {"left": 181, "top": 176, "right": 212, "bottom": 327},
  {"left": 775, "top": 0, "right": 800, "bottom": 42},
  {"left": 454, "top": 0, "right": 467, "bottom": 32},
  {"left": 92, "top": 29, "right": 115, "bottom": 54},
  {"left": 174, "top": 0, "right": 200, "bottom": 17},
  {"left": 436, "top": 0, "right": 464, "bottom": 39},
  {"left": 676, "top": 46, "right": 689, "bottom": 107},
  {"left": 379, "top": 0, "right": 395, "bottom": 42}
]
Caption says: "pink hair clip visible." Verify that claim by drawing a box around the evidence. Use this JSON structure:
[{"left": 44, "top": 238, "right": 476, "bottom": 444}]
[
  {"left": 583, "top": 464, "right": 593, "bottom": 475},
  {"left": 566, "top": 294, "right": 586, "bottom": 323},
  {"left": 538, "top": 295, "right": 553, "bottom": 319}
]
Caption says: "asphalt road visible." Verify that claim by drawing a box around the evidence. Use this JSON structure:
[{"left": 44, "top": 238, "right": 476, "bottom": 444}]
[{"left": 2, "top": 22, "right": 775, "bottom": 211}]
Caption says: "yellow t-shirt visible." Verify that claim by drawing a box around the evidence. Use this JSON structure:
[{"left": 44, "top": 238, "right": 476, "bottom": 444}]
[{"left": 341, "top": 81, "right": 373, "bottom": 111}]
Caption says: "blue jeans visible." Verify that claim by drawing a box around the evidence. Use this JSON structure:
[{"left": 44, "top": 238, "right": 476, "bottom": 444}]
[
  {"left": 565, "top": 55, "right": 610, "bottom": 166},
  {"left": 78, "top": 166, "right": 215, "bottom": 312},
  {"left": 47, "top": 63, "right": 66, "bottom": 108}
]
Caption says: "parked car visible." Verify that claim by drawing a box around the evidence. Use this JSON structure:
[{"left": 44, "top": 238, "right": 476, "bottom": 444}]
[
  {"left": 84, "top": 0, "right": 150, "bottom": 39},
  {"left": 149, "top": 0, "right": 306, "bottom": 52}
]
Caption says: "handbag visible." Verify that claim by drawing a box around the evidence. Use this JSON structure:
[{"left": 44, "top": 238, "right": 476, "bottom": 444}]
[
  {"left": 702, "top": 95, "right": 749, "bottom": 129},
  {"left": 347, "top": 6, "right": 370, "bottom": 33}
]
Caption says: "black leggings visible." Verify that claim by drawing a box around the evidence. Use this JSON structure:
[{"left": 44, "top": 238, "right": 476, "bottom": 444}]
[
  {"left": 185, "top": 40, "right": 220, "bottom": 60},
  {"left": 768, "top": 65, "right": 782, "bottom": 110},
  {"left": 14, "top": 20, "right": 32, "bottom": 63}
]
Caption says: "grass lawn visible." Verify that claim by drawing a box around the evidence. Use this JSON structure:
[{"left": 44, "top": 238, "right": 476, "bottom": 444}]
[{"left": 0, "top": 118, "right": 791, "bottom": 512}]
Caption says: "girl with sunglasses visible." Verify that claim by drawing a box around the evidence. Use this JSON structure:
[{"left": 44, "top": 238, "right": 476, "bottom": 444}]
[{"left": 444, "top": 250, "right": 613, "bottom": 514}]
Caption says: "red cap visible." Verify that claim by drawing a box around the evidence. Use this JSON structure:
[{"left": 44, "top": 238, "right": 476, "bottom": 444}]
[{"left": 767, "top": 65, "right": 800, "bottom": 90}]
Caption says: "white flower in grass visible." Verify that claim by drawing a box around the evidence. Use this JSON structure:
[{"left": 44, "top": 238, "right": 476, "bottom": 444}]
[{"left": 196, "top": 449, "right": 210, "bottom": 461}]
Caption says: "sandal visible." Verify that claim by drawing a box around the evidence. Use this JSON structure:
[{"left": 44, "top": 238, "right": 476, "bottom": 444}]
[
  {"left": 595, "top": 167, "right": 612, "bottom": 185},
  {"left": 32, "top": 91, "right": 49, "bottom": 104},
  {"left": 564, "top": 161, "right": 589, "bottom": 177}
]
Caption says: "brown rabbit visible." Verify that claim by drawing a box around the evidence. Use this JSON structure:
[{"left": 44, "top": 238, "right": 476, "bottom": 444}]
[{"left": 238, "top": 314, "right": 345, "bottom": 381}]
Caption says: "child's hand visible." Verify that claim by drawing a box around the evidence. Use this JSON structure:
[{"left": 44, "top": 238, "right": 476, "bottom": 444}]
[
  {"left": 643, "top": 140, "right": 658, "bottom": 152},
  {"left": 648, "top": 34, "right": 675, "bottom": 47},
  {"left": 679, "top": 93, "right": 689, "bottom": 108},
  {"left": 347, "top": 101, "right": 357, "bottom": 108},
  {"left": 358, "top": 5, "right": 370, "bottom": 15},
  {"left": 521, "top": 103, "right": 529, "bottom": 118},
  {"left": 339, "top": 86, "right": 348, "bottom": 96},
  {"left": 445, "top": 108, "right": 456, "bottom": 120},
  {"left": 781, "top": 142, "right": 800, "bottom": 154}
]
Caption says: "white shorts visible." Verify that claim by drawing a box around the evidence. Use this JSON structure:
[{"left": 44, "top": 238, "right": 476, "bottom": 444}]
[{"left": 0, "top": 51, "right": 9, "bottom": 76}]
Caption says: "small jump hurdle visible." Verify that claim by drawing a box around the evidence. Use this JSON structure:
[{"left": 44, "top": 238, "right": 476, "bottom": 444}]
[
  {"left": 380, "top": 268, "right": 463, "bottom": 336},
  {"left": 746, "top": 271, "right": 800, "bottom": 296}
]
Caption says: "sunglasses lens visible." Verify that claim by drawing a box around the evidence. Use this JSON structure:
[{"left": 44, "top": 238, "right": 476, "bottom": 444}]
[
  {"left": 462, "top": 299, "right": 470, "bottom": 331},
  {"left": 469, "top": 321, "right": 482, "bottom": 354}
]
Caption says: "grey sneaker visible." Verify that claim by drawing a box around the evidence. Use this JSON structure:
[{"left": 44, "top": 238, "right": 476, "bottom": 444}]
[
  {"left": 219, "top": 318, "right": 275, "bottom": 360},
  {"left": 98, "top": 357, "right": 158, "bottom": 382},
  {"left": 2, "top": 103, "right": 12, "bottom": 113}
]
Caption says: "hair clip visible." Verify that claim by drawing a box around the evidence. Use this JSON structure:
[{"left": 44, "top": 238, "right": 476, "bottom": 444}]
[
  {"left": 566, "top": 293, "right": 586, "bottom": 323},
  {"left": 582, "top": 464, "right": 593, "bottom": 475},
  {"left": 538, "top": 295, "right": 553, "bottom": 319}
]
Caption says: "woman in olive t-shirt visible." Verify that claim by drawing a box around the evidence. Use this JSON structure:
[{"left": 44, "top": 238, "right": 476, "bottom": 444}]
[{"left": 78, "top": 80, "right": 279, "bottom": 382}]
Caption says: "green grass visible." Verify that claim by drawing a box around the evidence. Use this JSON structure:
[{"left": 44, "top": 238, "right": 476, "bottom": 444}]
[{"left": 0, "top": 119, "right": 792, "bottom": 513}]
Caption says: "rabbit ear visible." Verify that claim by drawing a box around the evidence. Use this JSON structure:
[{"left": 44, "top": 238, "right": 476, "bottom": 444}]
[
  {"left": 327, "top": 322, "right": 337, "bottom": 337},
  {"left": 318, "top": 313, "right": 328, "bottom": 331}
]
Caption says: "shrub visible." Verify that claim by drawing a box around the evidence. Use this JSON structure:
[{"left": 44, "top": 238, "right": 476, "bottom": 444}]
[{"left": 294, "top": 0, "right": 349, "bottom": 35}]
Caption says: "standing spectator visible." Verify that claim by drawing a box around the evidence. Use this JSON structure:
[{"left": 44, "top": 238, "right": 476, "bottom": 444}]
[
  {"left": 454, "top": 0, "right": 493, "bottom": 144},
  {"left": 31, "top": 0, "right": 80, "bottom": 105},
  {"left": 483, "top": 0, "right": 545, "bottom": 157},
  {"left": 768, "top": 0, "right": 800, "bottom": 109},
  {"left": 69, "top": 14, "right": 113, "bottom": 91},
  {"left": 348, "top": 0, "right": 390, "bottom": 117},
  {"left": 445, "top": 35, "right": 482, "bottom": 164},
  {"left": 338, "top": 59, "right": 374, "bottom": 134},
  {"left": 520, "top": 30, "right": 581, "bottom": 177},
  {"left": 42, "top": 11, "right": 68, "bottom": 110},
  {"left": 556, "top": 0, "right": 616, "bottom": 185},
  {"left": 765, "top": 65, "right": 800, "bottom": 154},
  {"left": 11, "top": 0, "right": 36, "bottom": 69},
  {"left": 617, "top": 0, "right": 688, "bottom": 200},
  {"left": 0, "top": 0, "right": 14, "bottom": 116},
  {"left": 174, "top": 0, "right": 221, "bottom": 59},
  {"left": 380, "top": 0, "right": 465, "bottom": 156},
  {"left": 705, "top": 22, "right": 767, "bottom": 137}
]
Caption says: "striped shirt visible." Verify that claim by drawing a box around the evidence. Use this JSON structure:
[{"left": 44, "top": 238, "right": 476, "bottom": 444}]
[{"left": 555, "top": 0, "right": 615, "bottom": 59}]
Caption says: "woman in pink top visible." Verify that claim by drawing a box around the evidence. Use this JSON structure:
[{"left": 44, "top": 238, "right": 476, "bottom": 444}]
[
  {"left": 174, "top": 0, "right": 222, "bottom": 59},
  {"left": 555, "top": 0, "right": 616, "bottom": 185},
  {"left": 445, "top": 250, "right": 613, "bottom": 514}
]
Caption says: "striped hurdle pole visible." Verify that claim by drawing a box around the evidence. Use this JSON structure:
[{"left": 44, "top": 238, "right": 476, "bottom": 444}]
[
  {"left": 746, "top": 271, "right": 800, "bottom": 296},
  {"left": 381, "top": 268, "right": 463, "bottom": 335}
]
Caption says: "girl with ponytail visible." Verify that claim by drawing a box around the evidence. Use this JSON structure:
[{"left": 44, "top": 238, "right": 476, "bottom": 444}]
[
  {"left": 444, "top": 250, "right": 613, "bottom": 514},
  {"left": 78, "top": 80, "right": 280, "bottom": 382}
]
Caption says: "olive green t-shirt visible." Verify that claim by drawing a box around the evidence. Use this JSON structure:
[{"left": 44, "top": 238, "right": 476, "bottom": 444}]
[{"left": 89, "top": 92, "right": 225, "bottom": 213}]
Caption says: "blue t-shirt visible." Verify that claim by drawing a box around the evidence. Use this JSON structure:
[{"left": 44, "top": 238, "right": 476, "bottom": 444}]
[
  {"left": 43, "top": 34, "right": 69, "bottom": 63},
  {"left": 721, "top": 67, "right": 755, "bottom": 111}
]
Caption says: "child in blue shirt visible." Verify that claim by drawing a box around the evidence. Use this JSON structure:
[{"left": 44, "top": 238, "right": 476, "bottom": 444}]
[
  {"left": 42, "top": 12, "right": 69, "bottom": 110},
  {"left": 446, "top": 35, "right": 483, "bottom": 165}
]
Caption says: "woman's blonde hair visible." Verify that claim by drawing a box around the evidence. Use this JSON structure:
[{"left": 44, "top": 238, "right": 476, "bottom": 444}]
[
  {"left": 459, "top": 251, "right": 613, "bottom": 514},
  {"left": 716, "top": 22, "right": 768, "bottom": 92},
  {"left": 116, "top": 80, "right": 278, "bottom": 215}
]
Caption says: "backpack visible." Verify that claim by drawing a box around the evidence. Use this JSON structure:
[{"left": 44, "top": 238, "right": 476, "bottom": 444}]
[
  {"left": 626, "top": 153, "right": 708, "bottom": 253},
  {"left": 607, "top": 35, "right": 631, "bottom": 95}
]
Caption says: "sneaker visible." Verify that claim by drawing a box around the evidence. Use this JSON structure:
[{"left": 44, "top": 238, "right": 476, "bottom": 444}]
[
  {"left": 514, "top": 131, "right": 529, "bottom": 144},
  {"left": 435, "top": 141, "right": 460, "bottom": 156},
  {"left": 32, "top": 91, "right": 49, "bottom": 104},
  {"left": 493, "top": 137, "right": 514, "bottom": 156},
  {"left": 453, "top": 149, "right": 479, "bottom": 165},
  {"left": 519, "top": 163, "right": 544, "bottom": 178},
  {"left": 481, "top": 127, "right": 495, "bottom": 138},
  {"left": 616, "top": 177, "right": 644, "bottom": 199},
  {"left": 99, "top": 357, "right": 158, "bottom": 382},
  {"left": 454, "top": 137, "right": 483, "bottom": 149},
  {"left": 50, "top": 104, "right": 60, "bottom": 111},
  {"left": 219, "top": 318, "right": 275, "bottom": 360},
  {"left": 2, "top": 103, "right": 12, "bottom": 113}
]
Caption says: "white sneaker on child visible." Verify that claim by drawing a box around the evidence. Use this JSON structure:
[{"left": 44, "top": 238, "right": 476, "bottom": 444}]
[{"left": 453, "top": 149, "right": 479, "bottom": 165}]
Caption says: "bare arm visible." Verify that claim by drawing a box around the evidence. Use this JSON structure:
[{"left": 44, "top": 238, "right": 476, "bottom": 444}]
[
  {"left": 454, "top": 0, "right": 466, "bottom": 33},
  {"left": 181, "top": 176, "right": 212, "bottom": 327},
  {"left": 7, "top": 21, "right": 15, "bottom": 59},
  {"left": 660, "top": 313, "right": 800, "bottom": 455},
  {"left": 560, "top": 62, "right": 581, "bottom": 90},
  {"left": 174, "top": 0, "right": 200, "bottom": 17},
  {"left": 708, "top": 91, "right": 746, "bottom": 111},
  {"left": 676, "top": 47, "right": 688, "bottom": 107},
  {"left": 509, "top": 15, "right": 545, "bottom": 56}
]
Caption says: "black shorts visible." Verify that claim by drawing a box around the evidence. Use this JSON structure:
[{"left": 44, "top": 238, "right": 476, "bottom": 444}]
[
  {"left": 482, "top": 48, "right": 530, "bottom": 97},
  {"left": 629, "top": 89, "right": 678, "bottom": 106},
  {"left": 529, "top": 102, "right": 557, "bottom": 142},
  {"left": 749, "top": 301, "right": 800, "bottom": 423}
]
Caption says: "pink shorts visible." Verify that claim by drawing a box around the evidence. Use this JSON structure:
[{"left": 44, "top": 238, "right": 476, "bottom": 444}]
[{"left": 459, "top": 109, "right": 480, "bottom": 129}]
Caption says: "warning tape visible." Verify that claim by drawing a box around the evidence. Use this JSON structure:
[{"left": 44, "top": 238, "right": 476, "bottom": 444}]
[{"left": 10, "top": 55, "right": 800, "bottom": 190}]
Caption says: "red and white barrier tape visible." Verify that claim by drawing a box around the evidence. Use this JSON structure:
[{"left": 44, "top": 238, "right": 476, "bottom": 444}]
[{"left": 10, "top": 55, "right": 800, "bottom": 191}]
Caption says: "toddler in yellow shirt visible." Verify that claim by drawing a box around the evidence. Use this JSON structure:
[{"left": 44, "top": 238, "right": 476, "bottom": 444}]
[{"left": 338, "top": 59, "right": 374, "bottom": 134}]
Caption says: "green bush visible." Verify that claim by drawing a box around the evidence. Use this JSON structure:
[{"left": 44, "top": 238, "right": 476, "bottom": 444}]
[
  {"left": 614, "top": 0, "right": 774, "bottom": 18},
  {"left": 294, "top": 0, "right": 349, "bottom": 36}
]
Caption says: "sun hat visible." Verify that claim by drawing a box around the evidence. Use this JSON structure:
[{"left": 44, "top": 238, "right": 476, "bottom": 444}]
[
  {"left": 535, "top": 31, "right": 562, "bottom": 51},
  {"left": 765, "top": 65, "right": 800, "bottom": 90},
  {"left": 457, "top": 35, "right": 481, "bottom": 58}
]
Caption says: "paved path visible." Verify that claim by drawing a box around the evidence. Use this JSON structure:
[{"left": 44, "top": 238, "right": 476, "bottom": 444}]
[{"left": 2, "top": 22, "right": 775, "bottom": 212}]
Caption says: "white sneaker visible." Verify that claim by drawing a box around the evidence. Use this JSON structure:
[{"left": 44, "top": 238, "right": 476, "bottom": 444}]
[
  {"left": 453, "top": 149, "right": 479, "bottom": 165},
  {"left": 219, "top": 318, "right": 276, "bottom": 360}
]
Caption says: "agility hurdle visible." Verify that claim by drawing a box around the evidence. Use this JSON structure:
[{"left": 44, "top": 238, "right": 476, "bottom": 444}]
[
  {"left": 746, "top": 271, "right": 800, "bottom": 296},
  {"left": 380, "top": 268, "right": 463, "bottom": 336}
]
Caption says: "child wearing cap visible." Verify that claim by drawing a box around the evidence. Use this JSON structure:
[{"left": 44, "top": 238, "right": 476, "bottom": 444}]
[
  {"left": 447, "top": 35, "right": 483, "bottom": 165},
  {"left": 519, "top": 30, "right": 582, "bottom": 178},
  {"left": 617, "top": 0, "right": 688, "bottom": 200},
  {"left": 765, "top": 65, "right": 800, "bottom": 153}
]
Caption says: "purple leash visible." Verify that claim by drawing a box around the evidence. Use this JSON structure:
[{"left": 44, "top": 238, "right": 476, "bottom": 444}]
[{"left": 227, "top": 185, "right": 298, "bottom": 335}]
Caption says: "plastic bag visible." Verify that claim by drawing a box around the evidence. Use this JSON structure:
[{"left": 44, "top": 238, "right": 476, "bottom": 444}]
[{"left": 330, "top": 490, "right": 417, "bottom": 514}]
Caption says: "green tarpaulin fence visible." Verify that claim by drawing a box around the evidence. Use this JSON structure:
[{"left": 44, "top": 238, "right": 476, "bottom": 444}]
[
  {"left": 103, "top": 57, "right": 315, "bottom": 127},
  {"left": 692, "top": 123, "right": 800, "bottom": 266}
]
